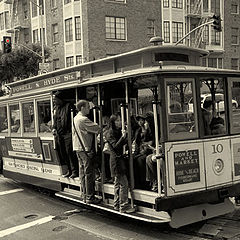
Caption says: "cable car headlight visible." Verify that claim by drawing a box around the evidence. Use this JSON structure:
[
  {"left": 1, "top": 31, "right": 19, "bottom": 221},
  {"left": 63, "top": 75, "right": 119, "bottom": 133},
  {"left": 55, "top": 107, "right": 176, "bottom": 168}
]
[{"left": 213, "top": 158, "right": 224, "bottom": 175}]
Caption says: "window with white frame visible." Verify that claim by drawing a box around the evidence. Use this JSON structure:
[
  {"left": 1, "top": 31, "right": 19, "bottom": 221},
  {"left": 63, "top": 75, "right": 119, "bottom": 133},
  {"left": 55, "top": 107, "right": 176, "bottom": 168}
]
[
  {"left": 22, "top": 0, "right": 28, "bottom": 19},
  {"left": 211, "top": 0, "right": 220, "bottom": 15},
  {"left": 23, "top": 102, "right": 35, "bottom": 133},
  {"left": 76, "top": 55, "right": 82, "bottom": 65},
  {"left": 31, "top": 0, "right": 37, "bottom": 17},
  {"left": 163, "top": 0, "right": 169, "bottom": 7},
  {"left": 231, "top": 3, "right": 239, "bottom": 14},
  {"left": 0, "top": 13, "right": 4, "bottom": 30},
  {"left": 52, "top": 23, "right": 58, "bottom": 43},
  {"left": 75, "top": 16, "right": 81, "bottom": 40},
  {"left": 33, "top": 29, "right": 38, "bottom": 43},
  {"left": 208, "top": 58, "right": 217, "bottom": 68},
  {"left": 105, "top": 16, "right": 126, "bottom": 40},
  {"left": 5, "top": 12, "right": 10, "bottom": 29},
  {"left": 164, "top": 21, "right": 170, "bottom": 43},
  {"left": 231, "top": 58, "right": 239, "bottom": 70},
  {"left": 53, "top": 59, "right": 60, "bottom": 70},
  {"left": 232, "top": 27, "right": 239, "bottom": 45},
  {"left": 51, "top": 0, "right": 57, "bottom": 8},
  {"left": 172, "top": 22, "right": 183, "bottom": 43},
  {"left": 10, "top": 104, "right": 20, "bottom": 133},
  {"left": 66, "top": 56, "right": 74, "bottom": 67},
  {"left": 172, "top": 0, "right": 183, "bottom": 8},
  {"left": 65, "top": 18, "right": 73, "bottom": 42},
  {"left": 147, "top": 19, "right": 155, "bottom": 36},
  {"left": 211, "top": 26, "right": 220, "bottom": 45},
  {"left": 39, "top": 0, "right": 44, "bottom": 15}
]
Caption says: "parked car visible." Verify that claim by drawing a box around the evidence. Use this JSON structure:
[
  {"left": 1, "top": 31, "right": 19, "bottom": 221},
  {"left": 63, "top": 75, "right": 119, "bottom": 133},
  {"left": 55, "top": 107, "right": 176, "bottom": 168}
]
[{"left": 188, "top": 93, "right": 238, "bottom": 113}]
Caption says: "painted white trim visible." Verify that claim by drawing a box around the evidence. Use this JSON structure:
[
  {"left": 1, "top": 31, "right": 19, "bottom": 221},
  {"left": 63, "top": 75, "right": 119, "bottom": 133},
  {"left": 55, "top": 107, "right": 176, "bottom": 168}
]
[{"left": 0, "top": 189, "right": 24, "bottom": 196}]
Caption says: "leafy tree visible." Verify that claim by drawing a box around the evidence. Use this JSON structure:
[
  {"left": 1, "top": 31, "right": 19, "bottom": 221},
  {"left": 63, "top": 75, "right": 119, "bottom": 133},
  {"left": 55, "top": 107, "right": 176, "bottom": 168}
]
[{"left": 0, "top": 43, "right": 50, "bottom": 84}]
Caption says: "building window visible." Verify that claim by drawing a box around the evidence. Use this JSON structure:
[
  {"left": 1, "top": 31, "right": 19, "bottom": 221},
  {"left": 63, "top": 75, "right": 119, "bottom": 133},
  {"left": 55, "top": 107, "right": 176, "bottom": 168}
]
[
  {"left": 65, "top": 18, "right": 73, "bottom": 42},
  {"left": 147, "top": 19, "right": 155, "bottom": 36},
  {"left": 24, "top": 29, "right": 30, "bottom": 43},
  {"left": 203, "top": 0, "right": 209, "bottom": 12},
  {"left": 40, "top": 28, "right": 45, "bottom": 44},
  {"left": 64, "top": 0, "right": 71, "bottom": 4},
  {"left": 105, "top": 16, "right": 126, "bottom": 40},
  {"left": 231, "top": 58, "right": 239, "bottom": 70},
  {"left": 172, "top": 0, "right": 183, "bottom": 8},
  {"left": 22, "top": 0, "right": 28, "bottom": 19},
  {"left": 203, "top": 25, "right": 209, "bottom": 44},
  {"left": 218, "top": 58, "right": 223, "bottom": 68},
  {"left": 52, "top": 23, "right": 58, "bottom": 43},
  {"left": 75, "top": 16, "right": 81, "bottom": 40},
  {"left": 211, "top": 26, "right": 220, "bottom": 45},
  {"left": 208, "top": 58, "right": 217, "bottom": 68},
  {"left": 211, "top": 0, "right": 220, "bottom": 15},
  {"left": 31, "top": 0, "right": 37, "bottom": 17},
  {"left": 0, "top": 13, "right": 4, "bottom": 30},
  {"left": 163, "top": 0, "right": 169, "bottom": 7},
  {"left": 33, "top": 29, "right": 38, "bottom": 43},
  {"left": 172, "top": 22, "right": 183, "bottom": 43},
  {"left": 76, "top": 55, "right": 82, "bottom": 65},
  {"left": 231, "top": 3, "right": 239, "bottom": 14},
  {"left": 232, "top": 28, "right": 239, "bottom": 45},
  {"left": 53, "top": 59, "right": 60, "bottom": 70},
  {"left": 66, "top": 56, "right": 74, "bottom": 67},
  {"left": 163, "top": 21, "right": 170, "bottom": 43},
  {"left": 51, "top": 0, "right": 57, "bottom": 8},
  {"left": 5, "top": 12, "right": 10, "bottom": 29},
  {"left": 39, "top": 0, "right": 44, "bottom": 15}
]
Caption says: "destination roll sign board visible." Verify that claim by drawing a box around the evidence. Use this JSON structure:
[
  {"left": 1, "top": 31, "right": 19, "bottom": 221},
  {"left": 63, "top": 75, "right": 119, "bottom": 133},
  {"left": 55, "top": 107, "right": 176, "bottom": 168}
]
[{"left": 11, "top": 71, "right": 86, "bottom": 95}]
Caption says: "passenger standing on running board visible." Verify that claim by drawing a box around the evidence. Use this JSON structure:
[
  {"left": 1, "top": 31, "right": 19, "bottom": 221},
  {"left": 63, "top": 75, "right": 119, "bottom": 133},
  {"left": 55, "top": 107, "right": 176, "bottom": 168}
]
[{"left": 72, "top": 100, "right": 101, "bottom": 204}]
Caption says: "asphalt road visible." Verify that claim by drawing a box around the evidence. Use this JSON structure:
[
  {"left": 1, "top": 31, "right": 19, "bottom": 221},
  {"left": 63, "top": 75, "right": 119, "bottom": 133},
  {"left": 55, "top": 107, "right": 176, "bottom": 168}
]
[{"left": 0, "top": 175, "right": 209, "bottom": 240}]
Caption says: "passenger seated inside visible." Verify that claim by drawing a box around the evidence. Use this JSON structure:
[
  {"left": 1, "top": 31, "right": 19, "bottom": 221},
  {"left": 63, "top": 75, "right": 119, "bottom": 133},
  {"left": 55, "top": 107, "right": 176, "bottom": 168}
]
[
  {"left": 201, "top": 99, "right": 213, "bottom": 135},
  {"left": 39, "top": 116, "right": 52, "bottom": 133},
  {"left": 11, "top": 119, "right": 20, "bottom": 133},
  {"left": 210, "top": 116, "right": 225, "bottom": 135}
]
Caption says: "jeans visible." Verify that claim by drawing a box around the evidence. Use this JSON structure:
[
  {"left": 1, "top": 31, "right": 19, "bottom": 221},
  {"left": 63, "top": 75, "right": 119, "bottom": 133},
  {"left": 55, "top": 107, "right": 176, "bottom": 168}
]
[
  {"left": 56, "top": 133, "right": 78, "bottom": 175},
  {"left": 76, "top": 151, "right": 95, "bottom": 200},
  {"left": 114, "top": 174, "right": 129, "bottom": 210}
]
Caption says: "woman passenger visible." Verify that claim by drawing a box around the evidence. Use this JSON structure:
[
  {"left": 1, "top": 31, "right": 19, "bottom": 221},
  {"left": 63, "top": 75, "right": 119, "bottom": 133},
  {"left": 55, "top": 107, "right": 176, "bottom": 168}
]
[{"left": 105, "top": 114, "right": 135, "bottom": 213}]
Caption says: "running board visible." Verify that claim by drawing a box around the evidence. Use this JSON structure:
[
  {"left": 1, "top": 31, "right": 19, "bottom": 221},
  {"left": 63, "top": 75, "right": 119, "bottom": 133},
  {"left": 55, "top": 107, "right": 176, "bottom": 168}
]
[{"left": 55, "top": 190, "right": 171, "bottom": 224}]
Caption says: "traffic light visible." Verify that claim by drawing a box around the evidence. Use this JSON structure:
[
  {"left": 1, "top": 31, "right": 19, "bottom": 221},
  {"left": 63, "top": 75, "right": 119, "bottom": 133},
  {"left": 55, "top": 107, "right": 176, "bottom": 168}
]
[
  {"left": 3, "top": 36, "right": 12, "bottom": 53},
  {"left": 212, "top": 15, "right": 222, "bottom": 32}
]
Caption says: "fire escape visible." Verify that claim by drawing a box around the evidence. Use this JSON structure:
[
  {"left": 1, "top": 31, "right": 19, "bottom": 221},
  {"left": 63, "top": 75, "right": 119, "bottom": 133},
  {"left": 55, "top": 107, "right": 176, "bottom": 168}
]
[
  {"left": 5, "top": 0, "right": 30, "bottom": 46},
  {"left": 185, "top": 0, "right": 209, "bottom": 49}
]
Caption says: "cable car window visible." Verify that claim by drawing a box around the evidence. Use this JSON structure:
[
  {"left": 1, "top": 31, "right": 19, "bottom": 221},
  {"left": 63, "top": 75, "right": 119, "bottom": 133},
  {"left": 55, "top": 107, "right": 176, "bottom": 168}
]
[
  {"left": 229, "top": 79, "right": 240, "bottom": 133},
  {"left": 23, "top": 102, "right": 35, "bottom": 133},
  {"left": 10, "top": 104, "right": 20, "bottom": 133},
  {"left": 38, "top": 100, "right": 51, "bottom": 133},
  {"left": 0, "top": 106, "right": 8, "bottom": 133},
  {"left": 200, "top": 78, "right": 226, "bottom": 136},
  {"left": 166, "top": 79, "right": 197, "bottom": 140}
]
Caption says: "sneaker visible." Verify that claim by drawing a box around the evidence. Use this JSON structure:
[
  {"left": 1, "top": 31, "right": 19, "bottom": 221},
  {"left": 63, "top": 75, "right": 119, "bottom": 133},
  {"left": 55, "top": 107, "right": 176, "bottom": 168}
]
[
  {"left": 69, "top": 173, "right": 78, "bottom": 178},
  {"left": 86, "top": 197, "right": 101, "bottom": 204},
  {"left": 62, "top": 171, "right": 71, "bottom": 178},
  {"left": 151, "top": 180, "right": 158, "bottom": 192},
  {"left": 120, "top": 206, "right": 136, "bottom": 213}
]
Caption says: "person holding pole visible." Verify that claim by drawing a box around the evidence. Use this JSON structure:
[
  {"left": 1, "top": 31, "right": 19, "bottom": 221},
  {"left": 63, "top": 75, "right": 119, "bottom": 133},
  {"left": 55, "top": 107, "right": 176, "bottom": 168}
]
[{"left": 72, "top": 100, "right": 101, "bottom": 204}]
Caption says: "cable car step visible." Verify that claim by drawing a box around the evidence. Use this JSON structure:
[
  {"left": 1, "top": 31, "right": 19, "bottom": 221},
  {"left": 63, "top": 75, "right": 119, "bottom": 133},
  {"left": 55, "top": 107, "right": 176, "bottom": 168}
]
[{"left": 55, "top": 190, "right": 170, "bottom": 224}]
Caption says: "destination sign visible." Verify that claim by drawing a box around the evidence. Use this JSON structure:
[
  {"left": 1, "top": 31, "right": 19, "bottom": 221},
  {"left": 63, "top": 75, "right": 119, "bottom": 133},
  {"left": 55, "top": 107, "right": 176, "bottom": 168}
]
[
  {"left": 11, "top": 71, "right": 85, "bottom": 94},
  {"left": 174, "top": 149, "right": 200, "bottom": 185}
]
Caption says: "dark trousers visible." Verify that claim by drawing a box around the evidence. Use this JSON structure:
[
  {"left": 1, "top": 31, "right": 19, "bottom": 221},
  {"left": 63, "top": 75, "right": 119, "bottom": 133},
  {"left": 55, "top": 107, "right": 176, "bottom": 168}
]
[
  {"left": 134, "top": 154, "right": 147, "bottom": 189},
  {"left": 76, "top": 151, "right": 95, "bottom": 200},
  {"left": 56, "top": 133, "right": 78, "bottom": 174}
]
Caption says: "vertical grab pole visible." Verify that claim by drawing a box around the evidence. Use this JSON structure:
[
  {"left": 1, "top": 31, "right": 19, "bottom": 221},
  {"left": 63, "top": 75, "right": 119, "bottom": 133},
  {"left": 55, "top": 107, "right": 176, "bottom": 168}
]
[
  {"left": 125, "top": 80, "right": 134, "bottom": 208},
  {"left": 93, "top": 107, "right": 98, "bottom": 153},
  {"left": 153, "top": 101, "right": 162, "bottom": 196},
  {"left": 120, "top": 103, "right": 126, "bottom": 154},
  {"left": 97, "top": 84, "right": 105, "bottom": 202}
]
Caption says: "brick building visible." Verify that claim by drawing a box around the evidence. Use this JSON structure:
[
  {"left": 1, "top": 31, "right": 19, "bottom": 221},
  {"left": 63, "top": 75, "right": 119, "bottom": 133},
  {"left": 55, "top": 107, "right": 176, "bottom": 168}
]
[{"left": 0, "top": 0, "right": 161, "bottom": 71}]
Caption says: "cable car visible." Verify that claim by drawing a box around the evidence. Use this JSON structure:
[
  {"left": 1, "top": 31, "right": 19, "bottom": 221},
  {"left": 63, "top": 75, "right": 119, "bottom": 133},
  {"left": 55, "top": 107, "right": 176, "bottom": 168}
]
[{"left": 1, "top": 43, "right": 240, "bottom": 228}]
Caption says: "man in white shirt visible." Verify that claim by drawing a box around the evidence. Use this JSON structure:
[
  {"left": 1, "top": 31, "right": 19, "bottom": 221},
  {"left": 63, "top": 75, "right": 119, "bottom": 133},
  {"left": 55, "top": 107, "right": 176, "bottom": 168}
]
[{"left": 73, "top": 100, "right": 101, "bottom": 204}]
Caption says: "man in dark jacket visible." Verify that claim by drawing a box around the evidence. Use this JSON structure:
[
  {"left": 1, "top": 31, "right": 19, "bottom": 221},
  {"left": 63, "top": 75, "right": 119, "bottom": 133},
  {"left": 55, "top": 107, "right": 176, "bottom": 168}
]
[{"left": 52, "top": 91, "right": 78, "bottom": 178}]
